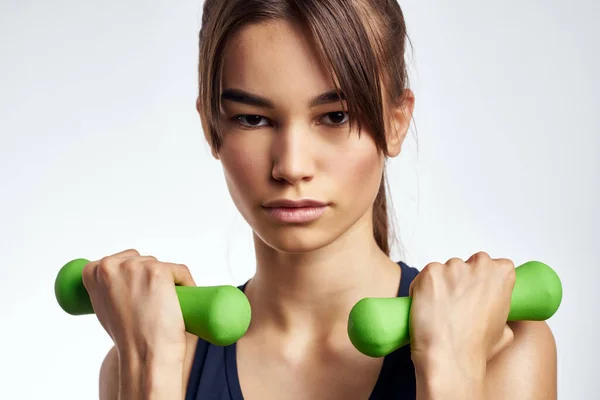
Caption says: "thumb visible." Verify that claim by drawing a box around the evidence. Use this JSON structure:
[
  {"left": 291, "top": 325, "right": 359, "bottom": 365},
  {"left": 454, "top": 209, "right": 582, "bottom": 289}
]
[{"left": 169, "top": 263, "right": 197, "bottom": 287}]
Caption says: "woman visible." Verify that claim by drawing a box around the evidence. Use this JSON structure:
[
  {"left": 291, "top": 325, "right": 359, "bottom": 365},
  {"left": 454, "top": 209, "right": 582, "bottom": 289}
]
[{"left": 83, "top": 0, "right": 557, "bottom": 398}]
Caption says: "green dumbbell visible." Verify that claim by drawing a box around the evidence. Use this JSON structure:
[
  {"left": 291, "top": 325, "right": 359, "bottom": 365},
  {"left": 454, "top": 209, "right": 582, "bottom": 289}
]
[
  {"left": 347, "top": 261, "right": 563, "bottom": 357},
  {"left": 55, "top": 258, "right": 252, "bottom": 346}
]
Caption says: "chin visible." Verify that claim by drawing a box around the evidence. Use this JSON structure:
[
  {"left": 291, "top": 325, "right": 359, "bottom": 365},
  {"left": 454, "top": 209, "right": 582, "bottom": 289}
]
[{"left": 254, "top": 223, "right": 344, "bottom": 254}]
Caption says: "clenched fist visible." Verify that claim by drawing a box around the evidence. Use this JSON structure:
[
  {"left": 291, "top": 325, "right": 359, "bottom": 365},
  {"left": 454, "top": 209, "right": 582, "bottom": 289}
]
[
  {"left": 409, "top": 251, "right": 516, "bottom": 379},
  {"left": 81, "top": 248, "right": 196, "bottom": 362}
]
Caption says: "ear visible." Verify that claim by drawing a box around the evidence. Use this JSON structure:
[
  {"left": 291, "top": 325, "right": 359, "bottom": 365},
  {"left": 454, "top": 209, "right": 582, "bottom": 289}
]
[
  {"left": 386, "top": 88, "right": 415, "bottom": 158},
  {"left": 196, "top": 96, "right": 220, "bottom": 160}
]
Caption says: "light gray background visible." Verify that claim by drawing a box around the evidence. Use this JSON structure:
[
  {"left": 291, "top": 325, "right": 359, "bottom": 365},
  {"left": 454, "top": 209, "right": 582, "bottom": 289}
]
[{"left": 1, "top": 0, "right": 598, "bottom": 398}]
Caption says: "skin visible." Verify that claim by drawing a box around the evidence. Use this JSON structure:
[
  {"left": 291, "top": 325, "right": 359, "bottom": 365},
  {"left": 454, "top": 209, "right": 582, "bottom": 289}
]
[{"left": 97, "top": 18, "right": 557, "bottom": 400}]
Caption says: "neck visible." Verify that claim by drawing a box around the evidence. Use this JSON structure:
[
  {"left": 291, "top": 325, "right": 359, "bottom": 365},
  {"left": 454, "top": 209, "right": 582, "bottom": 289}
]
[{"left": 244, "top": 215, "right": 402, "bottom": 341}]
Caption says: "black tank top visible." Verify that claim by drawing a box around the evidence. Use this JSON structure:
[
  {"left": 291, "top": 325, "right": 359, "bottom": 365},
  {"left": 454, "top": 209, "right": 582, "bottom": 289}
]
[{"left": 185, "top": 261, "right": 419, "bottom": 399}]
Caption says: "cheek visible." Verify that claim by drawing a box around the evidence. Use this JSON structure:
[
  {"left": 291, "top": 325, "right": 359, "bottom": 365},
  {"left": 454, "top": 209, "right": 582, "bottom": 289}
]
[
  {"left": 218, "top": 135, "right": 268, "bottom": 205},
  {"left": 328, "top": 142, "right": 384, "bottom": 206}
]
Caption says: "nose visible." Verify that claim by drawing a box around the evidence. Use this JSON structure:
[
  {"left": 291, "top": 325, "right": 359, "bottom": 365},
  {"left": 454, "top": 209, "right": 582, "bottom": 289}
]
[{"left": 270, "top": 124, "right": 315, "bottom": 185}]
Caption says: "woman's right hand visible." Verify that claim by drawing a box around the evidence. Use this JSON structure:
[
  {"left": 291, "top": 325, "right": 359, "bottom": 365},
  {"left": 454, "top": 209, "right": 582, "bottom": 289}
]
[{"left": 81, "top": 248, "right": 196, "bottom": 364}]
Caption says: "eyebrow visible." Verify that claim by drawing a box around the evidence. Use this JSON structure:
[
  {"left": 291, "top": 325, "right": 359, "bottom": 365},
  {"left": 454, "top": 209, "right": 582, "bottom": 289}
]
[{"left": 220, "top": 88, "right": 346, "bottom": 109}]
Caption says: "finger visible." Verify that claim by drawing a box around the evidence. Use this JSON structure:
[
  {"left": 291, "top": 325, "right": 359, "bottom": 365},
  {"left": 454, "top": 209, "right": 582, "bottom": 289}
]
[
  {"left": 168, "top": 263, "right": 196, "bottom": 287},
  {"left": 144, "top": 261, "right": 196, "bottom": 287},
  {"left": 489, "top": 324, "right": 514, "bottom": 360}
]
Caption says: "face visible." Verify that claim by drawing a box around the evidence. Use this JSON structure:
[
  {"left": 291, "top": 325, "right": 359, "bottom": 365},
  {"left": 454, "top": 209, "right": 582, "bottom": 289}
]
[{"left": 202, "top": 19, "right": 411, "bottom": 254}]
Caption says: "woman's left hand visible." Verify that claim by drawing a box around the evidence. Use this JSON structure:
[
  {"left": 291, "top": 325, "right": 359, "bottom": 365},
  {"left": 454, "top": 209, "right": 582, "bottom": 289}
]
[{"left": 408, "top": 251, "right": 517, "bottom": 397}]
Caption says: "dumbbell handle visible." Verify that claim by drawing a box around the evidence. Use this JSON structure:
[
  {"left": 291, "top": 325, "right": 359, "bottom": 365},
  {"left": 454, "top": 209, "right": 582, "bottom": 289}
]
[
  {"left": 347, "top": 261, "right": 563, "bottom": 357},
  {"left": 54, "top": 258, "right": 251, "bottom": 346}
]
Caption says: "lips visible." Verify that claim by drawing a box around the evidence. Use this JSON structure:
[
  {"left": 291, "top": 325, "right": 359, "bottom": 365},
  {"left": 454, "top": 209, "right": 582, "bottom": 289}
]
[
  {"left": 263, "top": 205, "right": 327, "bottom": 223},
  {"left": 261, "top": 199, "right": 329, "bottom": 223},
  {"left": 262, "top": 199, "right": 328, "bottom": 208}
]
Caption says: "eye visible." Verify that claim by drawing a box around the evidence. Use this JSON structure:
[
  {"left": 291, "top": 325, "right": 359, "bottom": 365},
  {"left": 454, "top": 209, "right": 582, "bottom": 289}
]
[
  {"left": 232, "top": 111, "right": 349, "bottom": 130},
  {"left": 234, "top": 114, "right": 270, "bottom": 129},
  {"left": 320, "top": 111, "right": 349, "bottom": 127}
]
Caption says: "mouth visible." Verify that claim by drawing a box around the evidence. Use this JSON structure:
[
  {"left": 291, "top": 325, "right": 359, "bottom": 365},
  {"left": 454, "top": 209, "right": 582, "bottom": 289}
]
[
  {"left": 262, "top": 198, "right": 329, "bottom": 223},
  {"left": 262, "top": 206, "right": 328, "bottom": 223}
]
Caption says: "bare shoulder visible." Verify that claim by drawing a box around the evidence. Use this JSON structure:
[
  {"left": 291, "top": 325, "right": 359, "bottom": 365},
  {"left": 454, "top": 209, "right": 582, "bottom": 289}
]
[
  {"left": 98, "top": 333, "right": 199, "bottom": 399},
  {"left": 485, "top": 321, "right": 557, "bottom": 400}
]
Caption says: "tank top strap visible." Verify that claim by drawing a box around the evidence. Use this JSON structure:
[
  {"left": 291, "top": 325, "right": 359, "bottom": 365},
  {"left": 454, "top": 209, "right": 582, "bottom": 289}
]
[
  {"left": 368, "top": 260, "right": 419, "bottom": 399},
  {"left": 397, "top": 260, "right": 419, "bottom": 297}
]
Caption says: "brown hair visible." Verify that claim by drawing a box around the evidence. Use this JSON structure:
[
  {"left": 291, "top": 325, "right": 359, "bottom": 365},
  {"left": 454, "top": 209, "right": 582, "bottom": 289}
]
[{"left": 198, "top": 0, "right": 413, "bottom": 256}]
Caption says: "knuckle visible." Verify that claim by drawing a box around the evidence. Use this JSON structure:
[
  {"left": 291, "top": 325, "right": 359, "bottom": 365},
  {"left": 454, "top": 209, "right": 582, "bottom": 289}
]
[
  {"left": 96, "top": 262, "right": 116, "bottom": 281},
  {"left": 97, "top": 256, "right": 112, "bottom": 269},
  {"left": 179, "top": 263, "right": 191, "bottom": 275},
  {"left": 143, "top": 259, "right": 163, "bottom": 274},
  {"left": 144, "top": 263, "right": 165, "bottom": 280},
  {"left": 142, "top": 258, "right": 165, "bottom": 279},
  {"left": 472, "top": 251, "right": 491, "bottom": 262},
  {"left": 118, "top": 256, "right": 162, "bottom": 279},
  {"left": 446, "top": 257, "right": 463, "bottom": 266},
  {"left": 422, "top": 262, "right": 443, "bottom": 278},
  {"left": 120, "top": 258, "right": 138, "bottom": 269},
  {"left": 146, "top": 257, "right": 161, "bottom": 266},
  {"left": 494, "top": 258, "right": 516, "bottom": 279},
  {"left": 120, "top": 259, "right": 143, "bottom": 279},
  {"left": 501, "top": 258, "right": 516, "bottom": 270},
  {"left": 125, "top": 248, "right": 140, "bottom": 256},
  {"left": 504, "top": 265, "right": 516, "bottom": 284}
]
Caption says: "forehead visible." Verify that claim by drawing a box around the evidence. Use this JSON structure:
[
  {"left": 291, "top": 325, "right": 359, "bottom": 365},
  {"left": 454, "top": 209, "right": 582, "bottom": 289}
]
[{"left": 220, "top": 20, "right": 339, "bottom": 103}]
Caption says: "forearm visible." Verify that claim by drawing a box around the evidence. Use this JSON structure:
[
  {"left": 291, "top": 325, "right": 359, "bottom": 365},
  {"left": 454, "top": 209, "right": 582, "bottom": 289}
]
[
  {"left": 414, "top": 351, "right": 486, "bottom": 400},
  {"left": 118, "top": 350, "right": 185, "bottom": 400}
]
